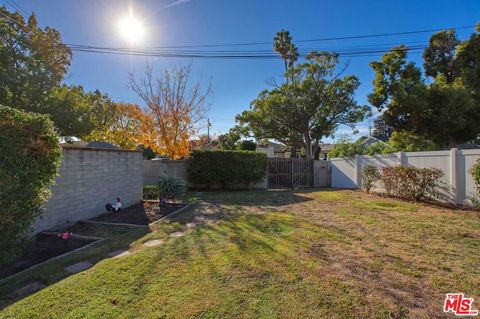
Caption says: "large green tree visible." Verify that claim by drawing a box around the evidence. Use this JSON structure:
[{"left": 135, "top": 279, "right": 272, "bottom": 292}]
[
  {"left": 0, "top": 7, "right": 110, "bottom": 137},
  {"left": 44, "top": 85, "right": 113, "bottom": 137},
  {"left": 369, "top": 24, "right": 480, "bottom": 147},
  {"left": 0, "top": 7, "right": 71, "bottom": 112},
  {"left": 372, "top": 117, "right": 393, "bottom": 142},
  {"left": 237, "top": 52, "right": 370, "bottom": 159}
]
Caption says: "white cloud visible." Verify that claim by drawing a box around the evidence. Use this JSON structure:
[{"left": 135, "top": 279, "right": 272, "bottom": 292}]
[{"left": 165, "top": 0, "right": 191, "bottom": 8}]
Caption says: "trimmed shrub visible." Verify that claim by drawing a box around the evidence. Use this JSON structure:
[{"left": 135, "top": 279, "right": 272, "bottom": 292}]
[
  {"left": 472, "top": 159, "right": 480, "bottom": 193},
  {"left": 0, "top": 105, "right": 61, "bottom": 265},
  {"left": 143, "top": 185, "right": 159, "bottom": 200},
  {"left": 471, "top": 159, "right": 480, "bottom": 209},
  {"left": 158, "top": 175, "right": 187, "bottom": 201},
  {"left": 187, "top": 150, "right": 267, "bottom": 189},
  {"left": 381, "top": 166, "right": 443, "bottom": 201},
  {"left": 360, "top": 165, "right": 381, "bottom": 193}
]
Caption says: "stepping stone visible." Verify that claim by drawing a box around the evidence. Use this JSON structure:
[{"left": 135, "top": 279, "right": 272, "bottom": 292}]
[
  {"left": 11, "top": 281, "right": 45, "bottom": 298},
  {"left": 186, "top": 223, "right": 196, "bottom": 229},
  {"left": 65, "top": 261, "right": 93, "bottom": 274},
  {"left": 169, "top": 231, "right": 186, "bottom": 238},
  {"left": 143, "top": 239, "right": 164, "bottom": 247},
  {"left": 108, "top": 250, "right": 131, "bottom": 258}
]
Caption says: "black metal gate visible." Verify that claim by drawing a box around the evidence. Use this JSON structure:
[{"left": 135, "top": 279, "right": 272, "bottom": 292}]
[{"left": 267, "top": 157, "right": 314, "bottom": 189}]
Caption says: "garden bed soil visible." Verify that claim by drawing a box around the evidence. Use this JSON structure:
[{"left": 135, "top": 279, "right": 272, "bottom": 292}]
[
  {"left": 91, "top": 201, "right": 187, "bottom": 225},
  {"left": 0, "top": 233, "right": 97, "bottom": 280}
]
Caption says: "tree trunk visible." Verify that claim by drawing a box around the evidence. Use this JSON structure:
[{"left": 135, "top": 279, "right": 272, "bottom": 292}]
[{"left": 304, "top": 133, "right": 312, "bottom": 159}]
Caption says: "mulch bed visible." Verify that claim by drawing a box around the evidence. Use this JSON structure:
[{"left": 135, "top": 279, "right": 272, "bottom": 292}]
[
  {"left": 91, "top": 201, "right": 187, "bottom": 225},
  {"left": 0, "top": 233, "right": 97, "bottom": 280}
]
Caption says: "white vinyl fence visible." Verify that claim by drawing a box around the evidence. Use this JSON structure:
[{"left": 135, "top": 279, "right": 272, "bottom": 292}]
[{"left": 330, "top": 149, "right": 480, "bottom": 206}]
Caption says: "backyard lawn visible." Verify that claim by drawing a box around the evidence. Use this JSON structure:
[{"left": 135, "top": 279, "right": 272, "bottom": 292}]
[{"left": 1, "top": 189, "right": 479, "bottom": 318}]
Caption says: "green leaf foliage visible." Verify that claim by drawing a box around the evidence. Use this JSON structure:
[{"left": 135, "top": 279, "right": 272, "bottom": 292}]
[
  {"left": 187, "top": 150, "right": 267, "bottom": 189},
  {"left": 381, "top": 166, "right": 443, "bottom": 201},
  {"left": 0, "top": 105, "right": 61, "bottom": 265},
  {"left": 328, "top": 139, "right": 366, "bottom": 158},
  {"left": 158, "top": 176, "right": 187, "bottom": 201},
  {"left": 143, "top": 185, "right": 159, "bottom": 200},
  {"left": 387, "top": 131, "right": 439, "bottom": 152},
  {"left": 237, "top": 51, "right": 370, "bottom": 159},
  {"left": 369, "top": 24, "right": 480, "bottom": 147},
  {"left": 364, "top": 143, "right": 395, "bottom": 156},
  {"left": 360, "top": 165, "right": 381, "bottom": 193},
  {"left": 471, "top": 159, "right": 480, "bottom": 195},
  {"left": 237, "top": 140, "right": 256, "bottom": 151},
  {"left": 218, "top": 131, "right": 241, "bottom": 150}
]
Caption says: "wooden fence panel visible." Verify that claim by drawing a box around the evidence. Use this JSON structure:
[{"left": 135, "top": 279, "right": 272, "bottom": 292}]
[{"left": 268, "top": 158, "right": 313, "bottom": 189}]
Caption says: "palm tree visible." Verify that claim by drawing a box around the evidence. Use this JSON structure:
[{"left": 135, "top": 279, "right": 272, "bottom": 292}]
[
  {"left": 273, "top": 30, "right": 293, "bottom": 72},
  {"left": 286, "top": 43, "right": 299, "bottom": 68}
]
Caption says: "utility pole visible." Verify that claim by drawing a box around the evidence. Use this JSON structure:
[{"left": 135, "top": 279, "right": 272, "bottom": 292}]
[{"left": 207, "top": 118, "right": 211, "bottom": 142}]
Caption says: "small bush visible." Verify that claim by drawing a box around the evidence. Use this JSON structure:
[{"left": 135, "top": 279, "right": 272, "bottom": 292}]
[
  {"left": 381, "top": 166, "right": 443, "bottom": 201},
  {"left": 0, "top": 105, "right": 61, "bottom": 265},
  {"left": 472, "top": 159, "right": 480, "bottom": 193},
  {"left": 143, "top": 185, "right": 159, "bottom": 200},
  {"left": 471, "top": 159, "right": 480, "bottom": 208},
  {"left": 158, "top": 175, "right": 187, "bottom": 201},
  {"left": 360, "top": 165, "right": 381, "bottom": 193},
  {"left": 187, "top": 150, "right": 267, "bottom": 189}
]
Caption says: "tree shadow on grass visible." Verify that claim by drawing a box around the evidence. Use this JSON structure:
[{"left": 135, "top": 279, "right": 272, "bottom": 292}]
[
  {"left": 191, "top": 189, "right": 325, "bottom": 207},
  {"left": 0, "top": 222, "right": 150, "bottom": 310}
]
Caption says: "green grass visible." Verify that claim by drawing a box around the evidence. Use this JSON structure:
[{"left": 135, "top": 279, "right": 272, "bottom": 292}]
[
  {"left": 1, "top": 189, "right": 479, "bottom": 318},
  {"left": 315, "top": 190, "right": 350, "bottom": 202},
  {"left": 351, "top": 199, "right": 417, "bottom": 212}
]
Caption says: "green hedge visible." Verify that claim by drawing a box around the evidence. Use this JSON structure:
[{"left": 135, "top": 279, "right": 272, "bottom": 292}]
[
  {"left": 0, "top": 105, "right": 61, "bottom": 265},
  {"left": 187, "top": 150, "right": 267, "bottom": 189},
  {"left": 143, "top": 185, "right": 159, "bottom": 200}
]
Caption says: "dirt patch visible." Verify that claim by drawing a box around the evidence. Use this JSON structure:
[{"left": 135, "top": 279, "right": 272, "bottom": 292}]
[
  {"left": 91, "top": 201, "right": 187, "bottom": 225},
  {"left": 0, "top": 233, "right": 97, "bottom": 280}
]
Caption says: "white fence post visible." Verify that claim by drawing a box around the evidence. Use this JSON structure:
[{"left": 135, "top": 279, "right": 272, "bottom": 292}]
[
  {"left": 355, "top": 154, "right": 361, "bottom": 187},
  {"left": 450, "top": 148, "right": 460, "bottom": 204},
  {"left": 398, "top": 151, "right": 406, "bottom": 166}
]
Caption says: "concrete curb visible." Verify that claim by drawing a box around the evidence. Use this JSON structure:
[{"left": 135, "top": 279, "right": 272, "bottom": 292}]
[
  {"left": 149, "top": 204, "right": 192, "bottom": 226},
  {"left": 81, "top": 219, "right": 149, "bottom": 228},
  {"left": 0, "top": 234, "right": 105, "bottom": 286}
]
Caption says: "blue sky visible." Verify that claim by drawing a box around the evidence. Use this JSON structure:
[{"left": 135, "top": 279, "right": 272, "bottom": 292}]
[{"left": 3, "top": 0, "right": 480, "bottom": 143}]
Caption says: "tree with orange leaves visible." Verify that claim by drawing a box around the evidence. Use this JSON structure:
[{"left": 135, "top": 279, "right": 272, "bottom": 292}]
[
  {"left": 84, "top": 102, "right": 147, "bottom": 150},
  {"left": 129, "top": 63, "right": 210, "bottom": 159}
]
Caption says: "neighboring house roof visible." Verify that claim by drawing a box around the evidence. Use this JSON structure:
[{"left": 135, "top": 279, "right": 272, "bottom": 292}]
[
  {"left": 61, "top": 141, "right": 119, "bottom": 149},
  {"left": 319, "top": 144, "right": 335, "bottom": 152},
  {"left": 85, "top": 141, "right": 119, "bottom": 149},
  {"left": 359, "top": 136, "right": 381, "bottom": 146},
  {"left": 457, "top": 143, "right": 480, "bottom": 150},
  {"left": 257, "top": 141, "right": 288, "bottom": 153},
  {"left": 359, "top": 136, "right": 392, "bottom": 148}
]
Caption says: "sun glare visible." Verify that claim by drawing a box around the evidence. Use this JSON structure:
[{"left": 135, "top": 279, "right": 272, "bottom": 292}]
[{"left": 117, "top": 7, "right": 145, "bottom": 45}]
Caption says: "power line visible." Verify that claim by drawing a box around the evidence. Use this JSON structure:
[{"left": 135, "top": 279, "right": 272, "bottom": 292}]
[
  {"left": 0, "top": 9, "right": 473, "bottom": 60},
  {"left": 68, "top": 44, "right": 428, "bottom": 59},
  {"left": 5, "top": 0, "right": 28, "bottom": 17},
  {"left": 124, "top": 25, "right": 475, "bottom": 49}
]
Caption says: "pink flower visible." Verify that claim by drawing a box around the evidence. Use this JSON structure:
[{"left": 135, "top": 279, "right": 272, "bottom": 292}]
[{"left": 58, "top": 232, "right": 72, "bottom": 240}]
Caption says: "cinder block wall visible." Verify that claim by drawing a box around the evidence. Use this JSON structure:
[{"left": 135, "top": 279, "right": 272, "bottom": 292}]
[
  {"left": 143, "top": 160, "right": 188, "bottom": 185},
  {"left": 33, "top": 147, "right": 143, "bottom": 233}
]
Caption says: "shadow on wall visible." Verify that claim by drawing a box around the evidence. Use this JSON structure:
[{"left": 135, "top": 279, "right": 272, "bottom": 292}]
[{"left": 330, "top": 158, "right": 356, "bottom": 188}]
